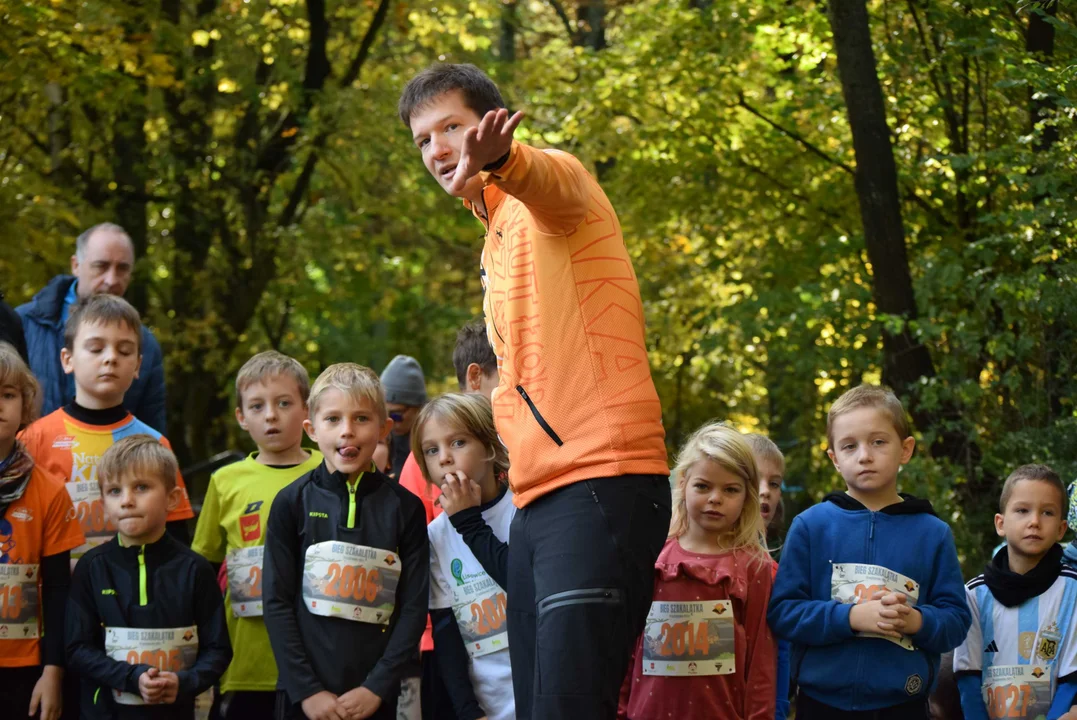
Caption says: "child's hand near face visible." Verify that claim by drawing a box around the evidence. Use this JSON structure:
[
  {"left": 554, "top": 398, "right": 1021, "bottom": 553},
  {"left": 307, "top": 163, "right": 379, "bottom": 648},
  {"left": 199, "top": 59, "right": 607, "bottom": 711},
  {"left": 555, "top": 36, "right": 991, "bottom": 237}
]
[{"left": 439, "top": 472, "right": 483, "bottom": 516}]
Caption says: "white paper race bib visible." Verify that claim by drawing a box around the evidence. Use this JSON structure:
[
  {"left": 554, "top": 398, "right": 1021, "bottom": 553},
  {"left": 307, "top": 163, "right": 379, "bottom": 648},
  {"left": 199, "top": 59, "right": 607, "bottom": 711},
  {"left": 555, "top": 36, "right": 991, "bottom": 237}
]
[
  {"left": 104, "top": 626, "right": 198, "bottom": 705},
  {"left": 302, "top": 541, "right": 400, "bottom": 625},
  {"left": 982, "top": 665, "right": 1052, "bottom": 719},
  {"left": 641, "top": 600, "right": 735, "bottom": 676},
  {"left": 66, "top": 480, "right": 115, "bottom": 561},
  {"left": 0, "top": 563, "right": 39, "bottom": 640},
  {"left": 451, "top": 576, "right": 509, "bottom": 658},
  {"left": 831, "top": 563, "right": 920, "bottom": 651},
  {"left": 226, "top": 546, "right": 264, "bottom": 618}
]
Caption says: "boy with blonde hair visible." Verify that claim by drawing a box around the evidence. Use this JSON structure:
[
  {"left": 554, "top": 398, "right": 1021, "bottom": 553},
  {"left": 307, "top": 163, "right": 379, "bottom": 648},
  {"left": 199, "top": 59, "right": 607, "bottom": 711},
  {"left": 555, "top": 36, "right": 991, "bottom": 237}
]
[
  {"left": 954, "top": 464, "right": 1077, "bottom": 720},
  {"left": 768, "top": 384, "right": 970, "bottom": 719},
  {"left": 66, "top": 435, "right": 231, "bottom": 719},
  {"left": 263, "top": 363, "right": 428, "bottom": 720},
  {"left": 20, "top": 295, "right": 194, "bottom": 560},
  {"left": 192, "top": 351, "right": 322, "bottom": 719}
]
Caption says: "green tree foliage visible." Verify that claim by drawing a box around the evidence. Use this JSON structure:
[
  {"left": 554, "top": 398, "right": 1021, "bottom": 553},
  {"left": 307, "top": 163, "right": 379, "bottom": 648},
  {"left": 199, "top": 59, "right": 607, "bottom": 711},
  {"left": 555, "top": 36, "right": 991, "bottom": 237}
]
[{"left": 2, "top": 0, "right": 1074, "bottom": 571}]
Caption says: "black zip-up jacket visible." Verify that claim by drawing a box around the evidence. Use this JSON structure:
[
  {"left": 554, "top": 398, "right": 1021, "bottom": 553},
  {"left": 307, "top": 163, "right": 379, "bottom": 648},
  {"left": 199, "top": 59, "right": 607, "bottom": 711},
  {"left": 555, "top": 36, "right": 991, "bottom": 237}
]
[
  {"left": 66, "top": 533, "right": 232, "bottom": 719},
  {"left": 262, "top": 462, "right": 428, "bottom": 706}
]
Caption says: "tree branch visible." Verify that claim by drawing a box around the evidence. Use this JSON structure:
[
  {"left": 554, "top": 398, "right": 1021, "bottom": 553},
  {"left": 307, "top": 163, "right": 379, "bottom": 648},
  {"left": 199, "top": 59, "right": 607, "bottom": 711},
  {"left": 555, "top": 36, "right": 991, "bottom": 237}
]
[
  {"left": 736, "top": 96, "right": 855, "bottom": 175},
  {"left": 547, "top": 0, "right": 576, "bottom": 41},
  {"left": 340, "top": 0, "right": 392, "bottom": 88}
]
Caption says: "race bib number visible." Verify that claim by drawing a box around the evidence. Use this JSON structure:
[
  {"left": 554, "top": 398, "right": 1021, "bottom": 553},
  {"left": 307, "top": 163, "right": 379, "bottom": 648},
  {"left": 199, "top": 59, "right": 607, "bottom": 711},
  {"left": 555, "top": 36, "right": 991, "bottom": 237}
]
[
  {"left": 67, "top": 480, "right": 115, "bottom": 560},
  {"left": 226, "top": 546, "right": 264, "bottom": 618},
  {"left": 302, "top": 541, "right": 400, "bottom": 625},
  {"left": 451, "top": 577, "right": 508, "bottom": 659},
  {"left": 105, "top": 626, "right": 198, "bottom": 706},
  {"left": 982, "top": 665, "right": 1051, "bottom": 720},
  {"left": 0, "top": 564, "right": 39, "bottom": 640},
  {"left": 831, "top": 563, "right": 920, "bottom": 651},
  {"left": 641, "top": 600, "right": 735, "bottom": 676}
]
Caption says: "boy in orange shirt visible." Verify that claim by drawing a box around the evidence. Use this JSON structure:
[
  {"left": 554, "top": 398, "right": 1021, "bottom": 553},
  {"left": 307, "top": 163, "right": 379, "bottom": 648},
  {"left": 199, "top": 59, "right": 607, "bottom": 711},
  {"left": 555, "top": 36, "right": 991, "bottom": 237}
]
[
  {"left": 20, "top": 294, "right": 193, "bottom": 562},
  {"left": 0, "top": 342, "right": 85, "bottom": 720},
  {"left": 400, "top": 65, "right": 671, "bottom": 719}
]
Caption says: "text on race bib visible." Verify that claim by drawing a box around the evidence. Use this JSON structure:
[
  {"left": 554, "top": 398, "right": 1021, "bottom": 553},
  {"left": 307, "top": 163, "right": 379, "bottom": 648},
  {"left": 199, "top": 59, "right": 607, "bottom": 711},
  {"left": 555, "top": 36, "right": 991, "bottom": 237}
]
[
  {"left": 982, "top": 665, "right": 1052, "bottom": 720},
  {"left": 105, "top": 626, "right": 198, "bottom": 706},
  {"left": 66, "top": 481, "right": 116, "bottom": 560},
  {"left": 831, "top": 563, "right": 920, "bottom": 651},
  {"left": 0, "top": 564, "right": 39, "bottom": 640},
  {"left": 451, "top": 575, "right": 509, "bottom": 659},
  {"left": 302, "top": 541, "right": 401, "bottom": 625},
  {"left": 226, "top": 546, "right": 264, "bottom": 618},
  {"left": 642, "top": 600, "right": 735, "bottom": 676}
]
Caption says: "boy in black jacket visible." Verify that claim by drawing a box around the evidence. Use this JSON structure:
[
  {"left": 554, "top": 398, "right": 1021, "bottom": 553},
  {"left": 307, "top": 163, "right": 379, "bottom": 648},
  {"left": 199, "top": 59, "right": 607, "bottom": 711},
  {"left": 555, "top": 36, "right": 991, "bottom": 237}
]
[
  {"left": 66, "top": 435, "right": 231, "bottom": 719},
  {"left": 263, "top": 363, "right": 428, "bottom": 720}
]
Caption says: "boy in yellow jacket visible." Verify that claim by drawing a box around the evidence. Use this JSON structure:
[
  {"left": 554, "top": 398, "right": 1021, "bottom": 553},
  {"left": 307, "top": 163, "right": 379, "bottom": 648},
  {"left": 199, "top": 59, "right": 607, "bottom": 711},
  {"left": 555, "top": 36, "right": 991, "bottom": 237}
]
[{"left": 400, "top": 64, "right": 671, "bottom": 720}]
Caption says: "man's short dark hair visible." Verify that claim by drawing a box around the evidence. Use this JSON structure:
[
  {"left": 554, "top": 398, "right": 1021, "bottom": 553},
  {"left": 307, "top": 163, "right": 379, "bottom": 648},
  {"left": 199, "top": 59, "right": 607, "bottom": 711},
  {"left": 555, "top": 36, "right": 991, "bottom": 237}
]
[
  {"left": 453, "top": 320, "right": 497, "bottom": 390},
  {"left": 398, "top": 64, "right": 506, "bottom": 128}
]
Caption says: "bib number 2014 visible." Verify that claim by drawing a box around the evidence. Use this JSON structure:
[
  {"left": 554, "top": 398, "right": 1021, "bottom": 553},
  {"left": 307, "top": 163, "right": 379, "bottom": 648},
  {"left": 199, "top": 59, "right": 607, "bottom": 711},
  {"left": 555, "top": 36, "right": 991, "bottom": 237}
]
[{"left": 655, "top": 621, "right": 710, "bottom": 658}]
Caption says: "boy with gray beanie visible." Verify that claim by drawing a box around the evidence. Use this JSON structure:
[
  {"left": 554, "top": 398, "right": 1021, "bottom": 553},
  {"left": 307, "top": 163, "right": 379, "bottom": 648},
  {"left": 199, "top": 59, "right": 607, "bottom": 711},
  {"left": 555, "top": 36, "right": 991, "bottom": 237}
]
[{"left": 380, "top": 355, "right": 427, "bottom": 480}]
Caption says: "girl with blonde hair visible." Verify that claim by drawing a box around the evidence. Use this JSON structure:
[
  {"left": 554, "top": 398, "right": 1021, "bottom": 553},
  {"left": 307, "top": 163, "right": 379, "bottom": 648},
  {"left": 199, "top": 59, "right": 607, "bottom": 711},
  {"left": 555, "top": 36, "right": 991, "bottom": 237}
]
[{"left": 619, "top": 422, "right": 777, "bottom": 720}]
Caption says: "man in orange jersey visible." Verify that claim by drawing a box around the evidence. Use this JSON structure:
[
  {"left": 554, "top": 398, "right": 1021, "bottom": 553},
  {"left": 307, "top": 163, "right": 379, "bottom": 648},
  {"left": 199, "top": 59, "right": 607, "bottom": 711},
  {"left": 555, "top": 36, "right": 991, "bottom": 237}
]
[{"left": 400, "top": 64, "right": 671, "bottom": 720}]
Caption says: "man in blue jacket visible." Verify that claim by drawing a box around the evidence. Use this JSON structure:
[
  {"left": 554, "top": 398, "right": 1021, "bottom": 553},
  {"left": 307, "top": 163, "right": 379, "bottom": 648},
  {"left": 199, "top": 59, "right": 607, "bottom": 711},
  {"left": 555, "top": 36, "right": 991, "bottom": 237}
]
[{"left": 17, "top": 222, "right": 167, "bottom": 433}]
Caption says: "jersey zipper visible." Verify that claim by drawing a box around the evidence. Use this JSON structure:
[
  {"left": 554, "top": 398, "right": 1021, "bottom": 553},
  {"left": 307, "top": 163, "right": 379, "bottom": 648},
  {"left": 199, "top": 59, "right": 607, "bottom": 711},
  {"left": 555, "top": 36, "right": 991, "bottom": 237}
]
[
  {"left": 138, "top": 545, "right": 148, "bottom": 606},
  {"left": 347, "top": 477, "right": 359, "bottom": 528},
  {"left": 516, "top": 385, "right": 564, "bottom": 446}
]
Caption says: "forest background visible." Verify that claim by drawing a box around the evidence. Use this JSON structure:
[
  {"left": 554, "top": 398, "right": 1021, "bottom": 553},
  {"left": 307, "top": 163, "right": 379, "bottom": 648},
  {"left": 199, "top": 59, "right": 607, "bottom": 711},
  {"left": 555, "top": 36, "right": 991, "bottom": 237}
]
[{"left": 1, "top": 0, "right": 1074, "bottom": 573}]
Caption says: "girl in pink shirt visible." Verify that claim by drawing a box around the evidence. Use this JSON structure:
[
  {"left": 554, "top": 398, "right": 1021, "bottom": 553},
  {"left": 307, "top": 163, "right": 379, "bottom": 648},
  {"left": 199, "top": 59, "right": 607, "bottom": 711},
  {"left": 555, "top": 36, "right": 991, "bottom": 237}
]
[{"left": 618, "top": 423, "right": 777, "bottom": 720}]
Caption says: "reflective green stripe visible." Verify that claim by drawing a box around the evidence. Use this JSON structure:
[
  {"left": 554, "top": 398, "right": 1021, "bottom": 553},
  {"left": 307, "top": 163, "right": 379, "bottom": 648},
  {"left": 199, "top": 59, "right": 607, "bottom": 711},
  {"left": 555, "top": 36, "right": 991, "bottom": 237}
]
[
  {"left": 138, "top": 546, "right": 147, "bottom": 606},
  {"left": 93, "top": 687, "right": 101, "bottom": 704}
]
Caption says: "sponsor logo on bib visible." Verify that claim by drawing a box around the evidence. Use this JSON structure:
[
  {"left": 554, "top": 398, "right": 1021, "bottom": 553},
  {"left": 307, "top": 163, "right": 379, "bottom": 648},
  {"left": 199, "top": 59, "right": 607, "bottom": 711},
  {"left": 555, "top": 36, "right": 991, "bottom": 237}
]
[{"left": 451, "top": 559, "right": 465, "bottom": 586}]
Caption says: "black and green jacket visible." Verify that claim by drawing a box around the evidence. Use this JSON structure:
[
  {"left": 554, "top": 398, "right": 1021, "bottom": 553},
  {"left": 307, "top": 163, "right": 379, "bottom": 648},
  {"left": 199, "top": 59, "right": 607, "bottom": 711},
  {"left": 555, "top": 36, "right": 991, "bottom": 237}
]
[
  {"left": 262, "top": 461, "right": 428, "bottom": 706},
  {"left": 66, "top": 533, "right": 232, "bottom": 719}
]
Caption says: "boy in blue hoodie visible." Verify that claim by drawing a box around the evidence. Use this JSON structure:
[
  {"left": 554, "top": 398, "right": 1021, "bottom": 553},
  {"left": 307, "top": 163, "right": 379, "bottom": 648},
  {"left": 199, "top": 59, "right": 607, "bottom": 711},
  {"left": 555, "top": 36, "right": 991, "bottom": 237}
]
[{"left": 768, "top": 384, "right": 971, "bottom": 719}]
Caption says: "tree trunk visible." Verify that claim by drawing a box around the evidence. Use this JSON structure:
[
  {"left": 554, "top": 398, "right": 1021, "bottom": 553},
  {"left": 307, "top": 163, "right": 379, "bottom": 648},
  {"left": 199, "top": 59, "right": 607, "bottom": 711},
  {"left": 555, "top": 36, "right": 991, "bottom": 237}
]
[
  {"left": 826, "top": 0, "right": 934, "bottom": 395},
  {"left": 1026, "top": 0, "right": 1058, "bottom": 153}
]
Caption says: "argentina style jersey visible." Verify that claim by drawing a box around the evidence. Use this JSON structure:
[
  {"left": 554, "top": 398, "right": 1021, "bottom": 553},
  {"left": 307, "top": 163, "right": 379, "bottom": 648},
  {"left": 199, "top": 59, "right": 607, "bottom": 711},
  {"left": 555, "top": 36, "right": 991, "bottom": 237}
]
[{"left": 954, "top": 567, "right": 1077, "bottom": 719}]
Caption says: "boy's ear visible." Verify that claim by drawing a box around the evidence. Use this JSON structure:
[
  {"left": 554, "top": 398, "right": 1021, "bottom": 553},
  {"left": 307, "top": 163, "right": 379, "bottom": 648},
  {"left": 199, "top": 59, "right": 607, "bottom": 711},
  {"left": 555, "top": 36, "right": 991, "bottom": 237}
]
[
  {"left": 60, "top": 347, "right": 74, "bottom": 375},
  {"left": 235, "top": 407, "right": 249, "bottom": 431},
  {"left": 133, "top": 353, "right": 142, "bottom": 380},
  {"left": 303, "top": 418, "right": 317, "bottom": 444},
  {"left": 994, "top": 512, "right": 1006, "bottom": 538},
  {"left": 826, "top": 448, "right": 839, "bottom": 471},
  {"left": 899, "top": 436, "right": 916, "bottom": 464},
  {"left": 379, "top": 417, "right": 395, "bottom": 441},
  {"left": 1057, "top": 520, "right": 1069, "bottom": 542},
  {"left": 166, "top": 485, "right": 183, "bottom": 513},
  {"left": 466, "top": 363, "right": 483, "bottom": 392}
]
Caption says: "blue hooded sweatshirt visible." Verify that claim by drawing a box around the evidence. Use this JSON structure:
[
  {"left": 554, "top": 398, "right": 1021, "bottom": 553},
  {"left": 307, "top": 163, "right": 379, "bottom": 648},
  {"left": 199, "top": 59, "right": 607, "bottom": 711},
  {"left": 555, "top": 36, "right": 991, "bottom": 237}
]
[{"left": 767, "top": 491, "right": 971, "bottom": 712}]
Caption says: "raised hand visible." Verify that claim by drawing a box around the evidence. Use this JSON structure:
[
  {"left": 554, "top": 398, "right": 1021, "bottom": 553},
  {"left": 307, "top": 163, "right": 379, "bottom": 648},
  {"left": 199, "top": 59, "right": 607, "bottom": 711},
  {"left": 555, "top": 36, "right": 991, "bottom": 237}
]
[
  {"left": 439, "top": 471, "right": 483, "bottom": 516},
  {"left": 448, "top": 108, "right": 525, "bottom": 194}
]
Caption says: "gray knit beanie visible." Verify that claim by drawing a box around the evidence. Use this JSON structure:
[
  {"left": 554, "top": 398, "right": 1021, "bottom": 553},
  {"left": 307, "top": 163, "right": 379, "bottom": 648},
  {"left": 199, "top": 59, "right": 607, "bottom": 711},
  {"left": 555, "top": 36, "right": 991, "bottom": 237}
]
[{"left": 380, "top": 355, "right": 427, "bottom": 407}]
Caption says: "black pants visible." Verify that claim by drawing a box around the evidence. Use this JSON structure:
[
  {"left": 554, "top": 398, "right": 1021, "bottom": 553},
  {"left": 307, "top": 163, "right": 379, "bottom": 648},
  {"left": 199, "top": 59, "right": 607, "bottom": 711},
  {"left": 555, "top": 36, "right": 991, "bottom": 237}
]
[
  {"left": 797, "top": 690, "right": 930, "bottom": 720},
  {"left": 420, "top": 649, "right": 457, "bottom": 720},
  {"left": 212, "top": 690, "right": 277, "bottom": 719},
  {"left": 507, "top": 474, "right": 671, "bottom": 720},
  {"left": 0, "top": 666, "right": 40, "bottom": 718}
]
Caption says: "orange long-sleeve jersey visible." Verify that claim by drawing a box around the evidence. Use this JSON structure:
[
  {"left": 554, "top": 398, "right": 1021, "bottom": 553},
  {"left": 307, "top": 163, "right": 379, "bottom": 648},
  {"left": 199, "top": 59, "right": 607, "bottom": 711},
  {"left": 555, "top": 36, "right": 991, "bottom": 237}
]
[{"left": 466, "top": 141, "right": 668, "bottom": 508}]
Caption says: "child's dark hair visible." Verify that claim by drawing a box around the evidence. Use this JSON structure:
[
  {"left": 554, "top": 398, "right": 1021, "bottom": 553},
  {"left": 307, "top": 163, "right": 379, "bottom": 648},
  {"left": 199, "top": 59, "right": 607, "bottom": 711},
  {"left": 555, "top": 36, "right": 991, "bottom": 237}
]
[
  {"left": 398, "top": 63, "right": 506, "bottom": 128},
  {"left": 452, "top": 320, "right": 497, "bottom": 390},
  {"left": 999, "top": 464, "right": 1064, "bottom": 513},
  {"left": 64, "top": 294, "right": 142, "bottom": 354}
]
